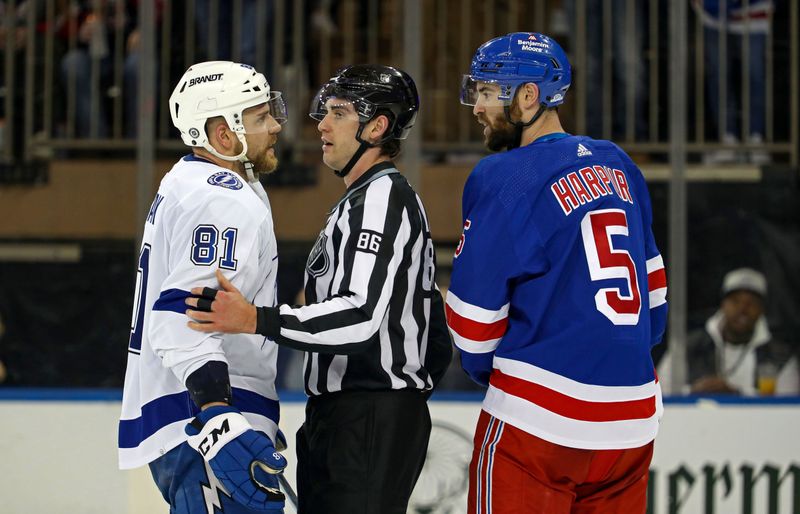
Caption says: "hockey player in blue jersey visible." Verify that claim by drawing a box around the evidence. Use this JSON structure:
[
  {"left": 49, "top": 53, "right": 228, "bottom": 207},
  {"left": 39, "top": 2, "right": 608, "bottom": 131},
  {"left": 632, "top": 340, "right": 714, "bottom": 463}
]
[
  {"left": 447, "top": 33, "right": 668, "bottom": 514},
  {"left": 118, "top": 61, "right": 289, "bottom": 513}
]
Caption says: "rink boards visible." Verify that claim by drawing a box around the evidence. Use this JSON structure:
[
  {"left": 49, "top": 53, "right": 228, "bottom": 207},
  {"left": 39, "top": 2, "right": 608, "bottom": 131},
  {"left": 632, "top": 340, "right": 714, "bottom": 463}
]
[{"left": 0, "top": 391, "right": 798, "bottom": 514}]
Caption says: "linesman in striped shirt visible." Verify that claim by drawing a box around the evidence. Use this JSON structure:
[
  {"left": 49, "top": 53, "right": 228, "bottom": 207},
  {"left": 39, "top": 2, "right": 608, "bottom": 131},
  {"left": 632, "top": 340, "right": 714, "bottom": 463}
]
[{"left": 185, "top": 64, "right": 452, "bottom": 514}]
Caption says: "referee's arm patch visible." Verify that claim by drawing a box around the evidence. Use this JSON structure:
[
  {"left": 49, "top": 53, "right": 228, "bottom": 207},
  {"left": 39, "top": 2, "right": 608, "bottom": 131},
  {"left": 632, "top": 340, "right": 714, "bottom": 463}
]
[{"left": 355, "top": 230, "right": 383, "bottom": 255}]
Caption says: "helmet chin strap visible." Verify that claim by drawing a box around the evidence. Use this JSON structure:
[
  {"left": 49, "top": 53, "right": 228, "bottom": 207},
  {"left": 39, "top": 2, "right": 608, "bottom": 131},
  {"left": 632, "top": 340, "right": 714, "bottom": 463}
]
[
  {"left": 203, "top": 133, "right": 257, "bottom": 182},
  {"left": 334, "top": 124, "right": 376, "bottom": 178},
  {"left": 503, "top": 104, "right": 545, "bottom": 150}
]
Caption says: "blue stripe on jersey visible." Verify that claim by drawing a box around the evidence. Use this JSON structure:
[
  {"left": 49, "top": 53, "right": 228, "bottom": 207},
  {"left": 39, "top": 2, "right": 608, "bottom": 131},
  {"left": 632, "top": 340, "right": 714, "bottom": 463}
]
[
  {"left": 182, "top": 153, "right": 215, "bottom": 165},
  {"left": 118, "top": 388, "right": 280, "bottom": 449},
  {"left": 153, "top": 288, "right": 191, "bottom": 314},
  {"left": 533, "top": 132, "right": 570, "bottom": 143}
]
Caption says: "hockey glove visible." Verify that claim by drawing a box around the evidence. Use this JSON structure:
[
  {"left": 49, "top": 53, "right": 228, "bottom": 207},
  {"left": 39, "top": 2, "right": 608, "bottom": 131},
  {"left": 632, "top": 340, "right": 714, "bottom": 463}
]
[{"left": 185, "top": 405, "right": 287, "bottom": 512}]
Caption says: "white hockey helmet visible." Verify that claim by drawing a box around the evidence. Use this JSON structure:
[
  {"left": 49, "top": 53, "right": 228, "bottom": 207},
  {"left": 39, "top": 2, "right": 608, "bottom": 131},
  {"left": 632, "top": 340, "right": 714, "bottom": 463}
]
[{"left": 169, "top": 61, "right": 287, "bottom": 163}]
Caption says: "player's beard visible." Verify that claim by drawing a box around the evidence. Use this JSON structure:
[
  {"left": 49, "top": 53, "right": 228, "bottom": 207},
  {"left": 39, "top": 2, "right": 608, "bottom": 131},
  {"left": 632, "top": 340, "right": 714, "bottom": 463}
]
[
  {"left": 240, "top": 137, "right": 279, "bottom": 175},
  {"left": 251, "top": 146, "right": 279, "bottom": 175},
  {"left": 481, "top": 107, "right": 518, "bottom": 152}
]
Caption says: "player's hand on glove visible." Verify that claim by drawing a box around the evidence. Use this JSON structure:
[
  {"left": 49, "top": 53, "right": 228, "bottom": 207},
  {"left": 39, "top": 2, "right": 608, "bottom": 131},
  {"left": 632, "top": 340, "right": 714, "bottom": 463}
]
[
  {"left": 185, "top": 405, "right": 287, "bottom": 512},
  {"left": 185, "top": 269, "right": 257, "bottom": 334}
]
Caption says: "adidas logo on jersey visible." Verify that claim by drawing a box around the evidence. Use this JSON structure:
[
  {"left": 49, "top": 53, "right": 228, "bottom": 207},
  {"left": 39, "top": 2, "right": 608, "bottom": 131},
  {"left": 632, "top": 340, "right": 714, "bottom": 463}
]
[{"left": 577, "top": 144, "right": 592, "bottom": 157}]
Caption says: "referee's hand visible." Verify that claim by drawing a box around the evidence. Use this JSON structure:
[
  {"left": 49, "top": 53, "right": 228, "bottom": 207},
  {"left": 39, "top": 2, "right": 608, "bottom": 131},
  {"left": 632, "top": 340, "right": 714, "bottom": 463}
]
[{"left": 185, "top": 269, "right": 257, "bottom": 334}]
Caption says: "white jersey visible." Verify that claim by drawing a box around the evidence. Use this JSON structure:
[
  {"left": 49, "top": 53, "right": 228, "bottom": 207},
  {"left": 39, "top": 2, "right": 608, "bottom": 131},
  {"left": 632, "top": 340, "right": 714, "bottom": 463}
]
[{"left": 119, "top": 154, "right": 279, "bottom": 470}]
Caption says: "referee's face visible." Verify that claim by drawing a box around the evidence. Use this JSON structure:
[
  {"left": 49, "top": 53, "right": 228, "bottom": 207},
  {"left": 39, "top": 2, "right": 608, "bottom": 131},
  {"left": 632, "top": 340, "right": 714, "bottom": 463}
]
[{"left": 317, "top": 98, "right": 362, "bottom": 171}]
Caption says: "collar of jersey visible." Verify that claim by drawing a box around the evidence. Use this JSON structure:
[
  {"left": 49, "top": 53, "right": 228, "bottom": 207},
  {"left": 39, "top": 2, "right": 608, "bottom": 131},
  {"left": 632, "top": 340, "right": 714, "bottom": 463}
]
[
  {"left": 532, "top": 132, "right": 570, "bottom": 144},
  {"left": 183, "top": 153, "right": 216, "bottom": 165},
  {"left": 331, "top": 161, "right": 398, "bottom": 213}
]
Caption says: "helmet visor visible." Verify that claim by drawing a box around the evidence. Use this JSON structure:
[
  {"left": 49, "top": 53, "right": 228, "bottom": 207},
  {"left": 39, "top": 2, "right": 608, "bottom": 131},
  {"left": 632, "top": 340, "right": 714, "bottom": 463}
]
[
  {"left": 309, "top": 82, "right": 376, "bottom": 122},
  {"left": 241, "top": 91, "right": 287, "bottom": 135},
  {"left": 460, "top": 75, "right": 514, "bottom": 107},
  {"left": 267, "top": 91, "right": 288, "bottom": 125}
]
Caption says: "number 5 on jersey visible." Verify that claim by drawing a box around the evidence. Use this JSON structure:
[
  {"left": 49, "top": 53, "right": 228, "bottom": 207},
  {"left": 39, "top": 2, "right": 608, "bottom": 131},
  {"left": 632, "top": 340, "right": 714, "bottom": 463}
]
[{"left": 580, "top": 209, "right": 641, "bottom": 325}]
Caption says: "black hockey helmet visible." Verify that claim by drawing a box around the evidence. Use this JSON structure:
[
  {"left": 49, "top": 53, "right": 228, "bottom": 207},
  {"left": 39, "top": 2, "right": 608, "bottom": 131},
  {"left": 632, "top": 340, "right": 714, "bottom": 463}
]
[{"left": 310, "top": 64, "right": 420, "bottom": 143}]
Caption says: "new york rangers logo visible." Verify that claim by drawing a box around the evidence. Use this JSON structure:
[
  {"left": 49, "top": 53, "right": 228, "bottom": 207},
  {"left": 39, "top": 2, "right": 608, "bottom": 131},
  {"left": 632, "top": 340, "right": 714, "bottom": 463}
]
[{"left": 207, "top": 171, "right": 243, "bottom": 190}]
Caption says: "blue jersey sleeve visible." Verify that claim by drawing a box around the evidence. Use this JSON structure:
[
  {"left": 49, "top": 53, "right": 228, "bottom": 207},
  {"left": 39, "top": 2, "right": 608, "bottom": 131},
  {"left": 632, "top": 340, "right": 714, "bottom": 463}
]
[
  {"left": 446, "top": 160, "right": 548, "bottom": 385},
  {"left": 619, "top": 150, "right": 668, "bottom": 347}
]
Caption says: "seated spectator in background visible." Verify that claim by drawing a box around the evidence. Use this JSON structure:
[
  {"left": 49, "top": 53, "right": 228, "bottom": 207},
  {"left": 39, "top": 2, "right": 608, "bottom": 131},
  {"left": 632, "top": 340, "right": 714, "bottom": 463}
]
[{"left": 682, "top": 268, "right": 796, "bottom": 395}]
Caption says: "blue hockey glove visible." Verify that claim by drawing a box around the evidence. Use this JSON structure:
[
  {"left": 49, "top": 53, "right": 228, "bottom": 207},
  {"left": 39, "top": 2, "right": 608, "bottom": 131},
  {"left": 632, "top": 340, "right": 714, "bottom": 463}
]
[{"left": 185, "top": 405, "right": 287, "bottom": 512}]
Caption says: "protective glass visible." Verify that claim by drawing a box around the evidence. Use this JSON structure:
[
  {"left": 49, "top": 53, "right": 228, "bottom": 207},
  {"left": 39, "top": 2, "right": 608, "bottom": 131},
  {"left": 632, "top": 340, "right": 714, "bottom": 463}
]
[
  {"left": 267, "top": 91, "right": 288, "bottom": 125},
  {"left": 240, "top": 92, "right": 288, "bottom": 134},
  {"left": 460, "top": 75, "right": 512, "bottom": 107},
  {"left": 309, "top": 83, "right": 376, "bottom": 122}
]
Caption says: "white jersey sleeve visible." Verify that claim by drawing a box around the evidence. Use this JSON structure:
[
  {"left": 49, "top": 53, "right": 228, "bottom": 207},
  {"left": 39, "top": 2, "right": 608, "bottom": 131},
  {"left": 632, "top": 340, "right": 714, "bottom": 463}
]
[{"left": 148, "top": 183, "right": 270, "bottom": 384}]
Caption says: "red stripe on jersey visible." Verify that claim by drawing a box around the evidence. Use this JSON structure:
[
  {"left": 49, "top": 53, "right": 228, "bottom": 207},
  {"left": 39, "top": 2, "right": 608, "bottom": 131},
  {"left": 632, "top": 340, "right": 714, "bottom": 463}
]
[
  {"left": 490, "top": 370, "right": 657, "bottom": 422},
  {"left": 647, "top": 268, "right": 667, "bottom": 291},
  {"left": 446, "top": 304, "right": 508, "bottom": 342}
]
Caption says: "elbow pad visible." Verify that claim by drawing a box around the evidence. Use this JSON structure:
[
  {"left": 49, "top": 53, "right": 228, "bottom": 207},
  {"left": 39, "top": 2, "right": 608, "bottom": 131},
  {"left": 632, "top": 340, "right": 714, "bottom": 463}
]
[{"left": 186, "top": 361, "right": 232, "bottom": 408}]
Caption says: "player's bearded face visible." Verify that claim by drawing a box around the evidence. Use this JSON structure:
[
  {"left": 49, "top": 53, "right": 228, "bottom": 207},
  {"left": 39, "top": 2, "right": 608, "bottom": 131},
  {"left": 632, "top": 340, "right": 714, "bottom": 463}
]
[
  {"left": 241, "top": 133, "right": 279, "bottom": 175},
  {"left": 479, "top": 103, "right": 518, "bottom": 152},
  {"left": 240, "top": 104, "right": 281, "bottom": 175}
]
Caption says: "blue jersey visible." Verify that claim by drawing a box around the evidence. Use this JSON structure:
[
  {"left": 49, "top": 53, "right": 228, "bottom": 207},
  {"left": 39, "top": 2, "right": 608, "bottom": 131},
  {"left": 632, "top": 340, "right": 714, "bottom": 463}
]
[{"left": 446, "top": 134, "right": 667, "bottom": 450}]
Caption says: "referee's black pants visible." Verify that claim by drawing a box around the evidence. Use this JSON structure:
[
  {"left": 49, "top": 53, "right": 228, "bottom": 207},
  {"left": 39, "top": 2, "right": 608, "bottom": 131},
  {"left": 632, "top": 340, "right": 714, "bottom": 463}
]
[{"left": 296, "top": 389, "right": 431, "bottom": 514}]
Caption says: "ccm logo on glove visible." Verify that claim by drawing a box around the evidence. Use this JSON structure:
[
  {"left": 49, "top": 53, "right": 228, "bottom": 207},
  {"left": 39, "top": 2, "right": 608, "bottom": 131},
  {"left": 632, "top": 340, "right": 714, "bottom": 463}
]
[
  {"left": 197, "top": 418, "right": 231, "bottom": 456},
  {"left": 188, "top": 412, "right": 250, "bottom": 460}
]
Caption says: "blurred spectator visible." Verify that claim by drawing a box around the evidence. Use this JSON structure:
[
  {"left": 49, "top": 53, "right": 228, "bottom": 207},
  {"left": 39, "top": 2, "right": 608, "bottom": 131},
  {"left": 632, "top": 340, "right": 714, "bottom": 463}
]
[
  {"left": 564, "top": 0, "right": 648, "bottom": 142},
  {"left": 58, "top": 0, "right": 113, "bottom": 138},
  {"left": 58, "top": 0, "right": 158, "bottom": 139},
  {"left": 693, "top": 0, "right": 773, "bottom": 165},
  {"left": 194, "top": 0, "right": 273, "bottom": 71},
  {"left": 0, "top": 0, "right": 50, "bottom": 158},
  {"left": 662, "top": 268, "right": 797, "bottom": 395}
]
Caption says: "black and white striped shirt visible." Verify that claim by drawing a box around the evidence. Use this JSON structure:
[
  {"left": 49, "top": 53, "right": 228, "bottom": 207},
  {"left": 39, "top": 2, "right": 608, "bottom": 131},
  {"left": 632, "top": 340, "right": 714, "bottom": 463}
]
[{"left": 258, "top": 161, "right": 452, "bottom": 396}]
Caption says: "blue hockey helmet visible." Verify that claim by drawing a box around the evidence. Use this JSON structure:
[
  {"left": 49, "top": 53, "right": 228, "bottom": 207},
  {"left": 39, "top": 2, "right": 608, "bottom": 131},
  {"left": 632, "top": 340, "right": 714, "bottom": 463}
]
[{"left": 461, "top": 32, "right": 571, "bottom": 108}]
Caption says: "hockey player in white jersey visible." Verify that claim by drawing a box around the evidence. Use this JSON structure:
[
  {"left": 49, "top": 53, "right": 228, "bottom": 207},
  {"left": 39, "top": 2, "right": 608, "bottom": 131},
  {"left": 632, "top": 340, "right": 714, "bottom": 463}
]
[{"left": 119, "top": 61, "right": 289, "bottom": 513}]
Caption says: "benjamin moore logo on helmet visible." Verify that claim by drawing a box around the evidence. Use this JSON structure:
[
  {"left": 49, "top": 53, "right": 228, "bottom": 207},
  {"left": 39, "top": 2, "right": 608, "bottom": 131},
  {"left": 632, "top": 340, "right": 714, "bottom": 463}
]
[
  {"left": 207, "top": 171, "right": 244, "bottom": 190},
  {"left": 518, "top": 38, "right": 549, "bottom": 52},
  {"left": 189, "top": 73, "right": 223, "bottom": 87}
]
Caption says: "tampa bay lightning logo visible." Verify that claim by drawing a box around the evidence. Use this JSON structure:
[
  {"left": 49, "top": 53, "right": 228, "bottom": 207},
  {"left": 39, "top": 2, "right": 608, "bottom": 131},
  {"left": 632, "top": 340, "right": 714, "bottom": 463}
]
[
  {"left": 207, "top": 171, "right": 244, "bottom": 190},
  {"left": 306, "top": 232, "right": 330, "bottom": 278}
]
